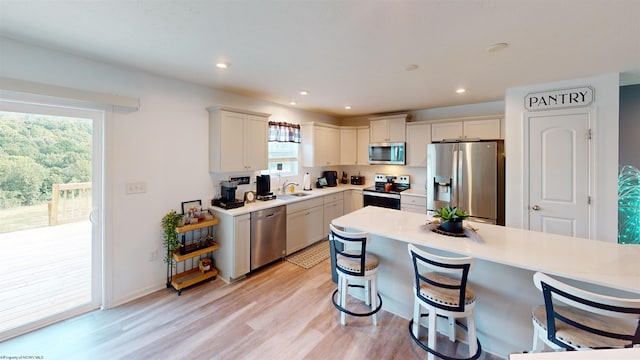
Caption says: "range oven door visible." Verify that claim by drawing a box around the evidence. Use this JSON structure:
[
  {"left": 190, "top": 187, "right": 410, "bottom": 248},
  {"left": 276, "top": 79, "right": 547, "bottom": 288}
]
[{"left": 363, "top": 191, "right": 401, "bottom": 210}]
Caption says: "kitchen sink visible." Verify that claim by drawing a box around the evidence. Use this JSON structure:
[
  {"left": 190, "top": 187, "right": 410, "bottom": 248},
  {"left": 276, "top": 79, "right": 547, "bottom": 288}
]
[{"left": 281, "top": 192, "right": 310, "bottom": 199}]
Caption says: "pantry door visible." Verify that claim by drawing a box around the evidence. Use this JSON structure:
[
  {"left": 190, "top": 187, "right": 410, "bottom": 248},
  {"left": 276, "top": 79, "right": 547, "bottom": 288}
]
[
  {"left": 0, "top": 99, "right": 103, "bottom": 341},
  {"left": 527, "top": 109, "right": 592, "bottom": 238}
]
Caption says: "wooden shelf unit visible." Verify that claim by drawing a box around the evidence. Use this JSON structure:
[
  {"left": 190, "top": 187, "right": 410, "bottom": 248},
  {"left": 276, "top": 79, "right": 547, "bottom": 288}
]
[
  {"left": 167, "top": 217, "right": 219, "bottom": 295},
  {"left": 170, "top": 268, "right": 219, "bottom": 292},
  {"left": 176, "top": 217, "right": 219, "bottom": 233},
  {"left": 172, "top": 243, "right": 219, "bottom": 262}
]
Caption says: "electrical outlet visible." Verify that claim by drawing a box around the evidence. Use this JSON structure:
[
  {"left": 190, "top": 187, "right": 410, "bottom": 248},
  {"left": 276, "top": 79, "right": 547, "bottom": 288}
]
[{"left": 126, "top": 182, "right": 147, "bottom": 194}]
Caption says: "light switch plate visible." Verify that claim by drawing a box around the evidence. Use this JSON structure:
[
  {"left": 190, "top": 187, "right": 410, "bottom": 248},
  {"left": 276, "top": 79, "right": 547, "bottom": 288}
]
[{"left": 126, "top": 182, "right": 147, "bottom": 194}]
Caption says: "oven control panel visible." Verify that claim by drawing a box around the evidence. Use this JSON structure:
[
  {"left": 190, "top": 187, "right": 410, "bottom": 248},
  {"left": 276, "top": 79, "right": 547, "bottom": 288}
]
[{"left": 373, "top": 174, "right": 410, "bottom": 185}]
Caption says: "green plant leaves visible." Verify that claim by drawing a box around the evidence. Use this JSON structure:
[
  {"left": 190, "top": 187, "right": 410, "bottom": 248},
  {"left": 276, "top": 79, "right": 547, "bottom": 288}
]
[
  {"left": 162, "top": 210, "right": 184, "bottom": 265},
  {"left": 433, "top": 204, "right": 469, "bottom": 222}
]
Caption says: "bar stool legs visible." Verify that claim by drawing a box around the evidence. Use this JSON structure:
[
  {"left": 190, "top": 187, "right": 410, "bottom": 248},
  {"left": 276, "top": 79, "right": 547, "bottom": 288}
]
[
  {"left": 330, "top": 224, "right": 382, "bottom": 326},
  {"left": 408, "top": 243, "right": 482, "bottom": 360},
  {"left": 332, "top": 274, "right": 382, "bottom": 326}
]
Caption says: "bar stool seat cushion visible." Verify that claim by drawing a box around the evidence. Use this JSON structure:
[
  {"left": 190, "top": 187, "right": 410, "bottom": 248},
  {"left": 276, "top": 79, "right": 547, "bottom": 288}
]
[
  {"left": 337, "top": 251, "right": 379, "bottom": 272},
  {"left": 420, "top": 272, "right": 476, "bottom": 307},
  {"left": 532, "top": 305, "right": 635, "bottom": 348}
]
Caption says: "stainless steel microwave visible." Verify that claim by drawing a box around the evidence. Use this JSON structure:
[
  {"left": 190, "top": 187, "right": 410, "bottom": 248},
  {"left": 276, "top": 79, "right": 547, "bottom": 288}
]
[{"left": 368, "top": 142, "right": 405, "bottom": 165}]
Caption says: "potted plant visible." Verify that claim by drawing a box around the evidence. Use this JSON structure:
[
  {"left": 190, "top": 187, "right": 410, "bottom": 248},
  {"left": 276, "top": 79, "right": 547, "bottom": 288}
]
[
  {"left": 162, "top": 210, "right": 184, "bottom": 265},
  {"left": 433, "top": 205, "right": 469, "bottom": 234}
]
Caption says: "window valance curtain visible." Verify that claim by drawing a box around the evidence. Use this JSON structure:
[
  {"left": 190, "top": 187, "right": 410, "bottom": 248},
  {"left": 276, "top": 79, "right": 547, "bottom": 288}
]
[{"left": 268, "top": 121, "right": 301, "bottom": 143}]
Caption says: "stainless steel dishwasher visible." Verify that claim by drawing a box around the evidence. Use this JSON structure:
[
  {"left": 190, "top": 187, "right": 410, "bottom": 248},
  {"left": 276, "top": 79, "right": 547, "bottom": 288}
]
[{"left": 250, "top": 205, "right": 286, "bottom": 270}]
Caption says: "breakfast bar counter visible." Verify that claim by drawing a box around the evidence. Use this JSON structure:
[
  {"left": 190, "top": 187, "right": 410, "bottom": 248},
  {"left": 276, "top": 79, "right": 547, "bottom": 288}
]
[{"left": 331, "top": 206, "right": 640, "bottom": 358}]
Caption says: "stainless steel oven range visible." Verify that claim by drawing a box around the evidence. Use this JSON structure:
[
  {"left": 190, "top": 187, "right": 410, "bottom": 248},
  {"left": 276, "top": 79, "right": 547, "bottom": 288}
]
[{"left": 363, "top": 174, "right": 410, "bottom": 210}]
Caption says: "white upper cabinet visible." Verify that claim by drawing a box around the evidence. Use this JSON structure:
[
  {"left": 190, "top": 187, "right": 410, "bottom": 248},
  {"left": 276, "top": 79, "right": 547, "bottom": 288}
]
[
  {"left": 431, "top": 121, "right": 463, "bottom": 142},
  {"left": 208, "top": 106, "right": 269, "bottom": 173},
  {"left": 406, "top": 122, "right": 431, "bottom": 167},
  {"left": 301, "top": 122, "right": 340, "bottom": 167},
  {"left": 463, "top": 118, "right": 502, "bottom": 139},
  {"left": 356, "top": 127, "right": 369, "bottom": 165},
  {"left": 431, "top": 117, "right": 502, "bottom": 142},
  {"left": 340, "top": 127, "right": 357, "bottom": 165},
  {"left": 369, "top": 114, "right": 407, "bottom": 143},
  {"left": 341, "top": 126, "right": 369, "bottom": 165}
]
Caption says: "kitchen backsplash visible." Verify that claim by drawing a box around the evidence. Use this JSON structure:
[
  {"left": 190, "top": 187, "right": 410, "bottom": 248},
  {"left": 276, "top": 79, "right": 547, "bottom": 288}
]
[{"left": 210, "top": 163, "right": 428, "bottom": 199}]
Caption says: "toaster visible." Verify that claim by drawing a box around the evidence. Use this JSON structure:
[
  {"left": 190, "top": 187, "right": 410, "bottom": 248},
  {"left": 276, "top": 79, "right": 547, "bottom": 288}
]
[{"left": 350, "top": 175, "right": 365, "bottom": 185}]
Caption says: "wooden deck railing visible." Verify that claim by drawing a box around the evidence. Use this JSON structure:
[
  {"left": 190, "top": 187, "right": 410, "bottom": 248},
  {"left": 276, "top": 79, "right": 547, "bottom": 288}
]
[{"left": 48, "top": 182, "right": 92, "bottom": 226}]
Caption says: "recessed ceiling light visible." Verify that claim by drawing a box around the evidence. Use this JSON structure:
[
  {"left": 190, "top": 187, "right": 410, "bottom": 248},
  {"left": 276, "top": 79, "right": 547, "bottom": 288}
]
[
  {"left": 300, "top": 90, "right": 309, "bottom": 95},
  {"left": 405, "top": 64, "right": 419, "bottom": 71},
  {"left": 456, "top": 88, "right": 466, "bottom": 94},
  {"left": 344, "top": 105, "right": 352, "bottom": 110},
  {"left": 290, "top": 101, "right": 297, "bottom": 106},
  {"left": 486, "top": 43, "right": 509, "bottom": 52},
  {"left": 216, "top": 62, "right": 229, "bottom": 69}
]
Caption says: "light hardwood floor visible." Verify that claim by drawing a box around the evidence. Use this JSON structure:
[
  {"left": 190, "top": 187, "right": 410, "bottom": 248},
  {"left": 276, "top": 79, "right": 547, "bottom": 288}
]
[{"left": 0, "top": 258, "right": 503, "bottom": 360}]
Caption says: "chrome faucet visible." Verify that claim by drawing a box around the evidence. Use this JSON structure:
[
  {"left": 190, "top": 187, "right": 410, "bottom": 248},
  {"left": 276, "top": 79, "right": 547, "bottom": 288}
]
[{"left": 282, "top": 180, "right": 299, "bottom": 193}]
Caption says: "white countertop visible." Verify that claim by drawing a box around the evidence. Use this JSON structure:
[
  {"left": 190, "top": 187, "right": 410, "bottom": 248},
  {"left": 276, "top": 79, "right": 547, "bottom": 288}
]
[
  {"left": 332, "top": 206, "right": 640, "bottom": 294},
  {"left": 401, "top": 188, "right": 427, "bottom": 197},
  {"left": 211, "top": 183, "right": 369, "bottom": 216}
]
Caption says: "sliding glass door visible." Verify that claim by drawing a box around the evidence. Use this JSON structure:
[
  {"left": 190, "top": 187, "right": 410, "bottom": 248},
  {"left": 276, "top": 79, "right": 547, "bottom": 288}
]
[{"left": 0, "top": 99, "right": 103, "bottom": 341}]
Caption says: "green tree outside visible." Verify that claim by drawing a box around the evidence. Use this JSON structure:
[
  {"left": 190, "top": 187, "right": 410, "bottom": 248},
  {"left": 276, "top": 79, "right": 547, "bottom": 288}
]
[{"left": 0, "top": 111, "right": 92, "bottom": 209}]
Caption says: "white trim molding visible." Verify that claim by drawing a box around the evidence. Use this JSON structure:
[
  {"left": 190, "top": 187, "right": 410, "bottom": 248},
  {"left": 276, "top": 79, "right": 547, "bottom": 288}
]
[{"left": 0, "top": 77, "right": 139, "bottom": 113}]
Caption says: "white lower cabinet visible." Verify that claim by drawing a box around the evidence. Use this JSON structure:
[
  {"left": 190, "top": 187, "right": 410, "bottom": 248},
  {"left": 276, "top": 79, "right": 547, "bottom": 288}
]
[
  {"left": 401, "top": 194, "right": 427, "bottom": 214},
  {"left": 211, "top": 211, "right": 250, "bottom": 282},
  {"left": 286, "top": 197, "right": 324, "bottom": 255},
  {"left": 344, "top": 189, "right": 363, "bottom": 213},
  {"left": 233, "top": 214, "right": 251, "bottom": 277},
  {"left": 323, "top": 193, "right": 344, "bottom": 237}
]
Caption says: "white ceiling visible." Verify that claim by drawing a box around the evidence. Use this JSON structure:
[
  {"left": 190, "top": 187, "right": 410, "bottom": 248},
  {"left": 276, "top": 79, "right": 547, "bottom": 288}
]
[{"left": 1, "top": 0, "right": 639, "bottom": 117}]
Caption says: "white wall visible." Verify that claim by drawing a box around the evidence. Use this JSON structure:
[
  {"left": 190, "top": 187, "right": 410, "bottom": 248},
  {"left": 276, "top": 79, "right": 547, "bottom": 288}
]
[
  {"left": 0, "top": 36, "right": 335, "bottom": 306},
  {"left": 504, "top": 73, "right": 620, "bottom": 242}
]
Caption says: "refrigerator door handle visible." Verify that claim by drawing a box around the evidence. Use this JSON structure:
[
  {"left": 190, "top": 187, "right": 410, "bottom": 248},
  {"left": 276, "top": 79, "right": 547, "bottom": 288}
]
[
  {"left": 457, "top": 148, "right": 463, "bottom": 206},
  {"left": 451, "top": 146, "right": 458, "bottom": 206}
]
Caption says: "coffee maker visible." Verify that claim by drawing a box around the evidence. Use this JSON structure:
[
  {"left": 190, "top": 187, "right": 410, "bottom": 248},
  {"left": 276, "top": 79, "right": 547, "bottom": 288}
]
[
  {"left": 256, "top": 175, "right": 276, "bottom": 200},
  {"left": 212, "top": 180, "right": 245, "bottom": 209},
  {"left": 221, "top": 181, "right": 237, "bottom": 201},
  {"left": 323, "top": 170, "right": 338, "bottom": 187}
]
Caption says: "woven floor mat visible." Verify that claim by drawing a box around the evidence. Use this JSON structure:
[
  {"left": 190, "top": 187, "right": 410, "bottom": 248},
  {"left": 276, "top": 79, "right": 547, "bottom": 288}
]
[{"left": 285, "top": 240, "right": 329, "bottom": 269}]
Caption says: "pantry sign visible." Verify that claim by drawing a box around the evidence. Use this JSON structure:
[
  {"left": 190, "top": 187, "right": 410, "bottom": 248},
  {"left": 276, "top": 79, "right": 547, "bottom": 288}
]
[{"left": 525, "top": 86, "right": 594, "bottom": 111}]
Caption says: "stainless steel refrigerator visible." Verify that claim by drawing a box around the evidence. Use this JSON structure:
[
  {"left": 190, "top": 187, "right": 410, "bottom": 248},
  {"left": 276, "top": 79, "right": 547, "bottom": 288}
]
[{"left": 426, "top": 141, "right": 505, "bottom": 225}]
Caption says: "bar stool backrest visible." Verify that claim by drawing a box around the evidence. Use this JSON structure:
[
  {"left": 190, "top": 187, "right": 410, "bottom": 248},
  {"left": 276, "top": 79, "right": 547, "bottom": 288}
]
[
  {"left": 408, "top": 243, "right": 474, "bottom": 313},
  {"left": 329, "top": 224, "right": 369, "bottom": 277},
  {"left": 533, "top": 272, "right": 640, "bottom": 349}
]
